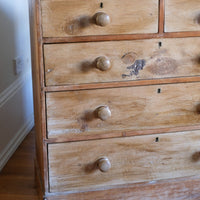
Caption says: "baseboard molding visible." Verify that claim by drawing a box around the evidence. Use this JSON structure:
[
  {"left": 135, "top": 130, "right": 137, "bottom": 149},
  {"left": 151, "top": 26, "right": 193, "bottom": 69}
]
[
  {"left": 0, "top": 71, "right": 31, "bottom": 108},
  {"left": 0, "top": 114, "right": 34, "bottom": 171}
]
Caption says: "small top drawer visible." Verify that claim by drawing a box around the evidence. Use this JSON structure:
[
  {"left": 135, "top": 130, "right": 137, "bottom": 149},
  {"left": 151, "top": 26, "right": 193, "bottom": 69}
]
[
  {"left": 165, "top": 0, "right": 200, "bottom": 32},
  {"left": 41, "top": 0, "right": 159, "bottom": 37}
]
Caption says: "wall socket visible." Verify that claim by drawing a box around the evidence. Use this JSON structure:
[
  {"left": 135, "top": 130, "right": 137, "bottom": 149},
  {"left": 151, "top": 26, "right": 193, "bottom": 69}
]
[{"left": 13, "top": 57, "right": 23, "bottom": 75}]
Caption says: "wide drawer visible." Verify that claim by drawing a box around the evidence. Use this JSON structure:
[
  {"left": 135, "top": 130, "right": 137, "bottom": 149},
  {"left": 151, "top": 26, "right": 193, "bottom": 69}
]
[
  {"left": 48, "top": 130, "right": 200, "bottom": 193},
  {"left": 41, "top": 0, "right": 158, "bottom": 37},
  {"left": 165, "top": 0, "right": 200, "bottom": 32},
  {"left": 46, "top": 82, "right": 200, "bottom": 139},
  {"left": 44, "top": 38, "right": 200, "bottom": 86}
]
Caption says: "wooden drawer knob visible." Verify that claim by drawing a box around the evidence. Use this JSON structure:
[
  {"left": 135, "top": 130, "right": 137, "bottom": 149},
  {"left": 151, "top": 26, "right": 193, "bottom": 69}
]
[
  {"left": 96, "top": 56, "right": 111, "bottom": 71},
  {"left": 96, "top": 106, "right": 111, "bottom": 121},
  {"left": 95, "top": 12, "right": 110, "bottom": 26},
  {"left": 97, "top": 157, "right": 111, "bottom": 172}
]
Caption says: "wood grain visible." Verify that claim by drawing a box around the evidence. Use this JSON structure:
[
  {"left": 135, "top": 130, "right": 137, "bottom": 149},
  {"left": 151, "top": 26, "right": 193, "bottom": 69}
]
[
  {"left": 165, "top": 0, "right": 200, "bottom": 32},
  {"left": 48, "top": 130, "right": 200, "bottom": 193},
  {"left": 44, "top": 76, "right": 200, "bottom": 93},
  {"left": 29, "top": 0, "right": 49, "bottom": 193},
  {"left": 41, "top": 0, "right": 158, "bottom": 37},
  {"left": 43, "top": 31, "right": 200, "bottom": 44},
  {"left": 45, "top": 176, "right": 200, "bottom": 200},
  {"left": 158, "top": 0, "right": 164, "bottom": 34},
  {"left": 44, "top": 38, "right": 200, "bottom": 86},
  {"left": 46, "top": 82, "right": 200, "bottom": 139},
  {"left": 0, "top": 129, "right": 38, "bottom": 200}
]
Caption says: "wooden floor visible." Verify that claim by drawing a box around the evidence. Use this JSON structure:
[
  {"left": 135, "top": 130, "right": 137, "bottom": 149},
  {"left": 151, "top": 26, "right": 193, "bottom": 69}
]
[{"left": 0, "top": 129, "right": 39, "bottom": 200}]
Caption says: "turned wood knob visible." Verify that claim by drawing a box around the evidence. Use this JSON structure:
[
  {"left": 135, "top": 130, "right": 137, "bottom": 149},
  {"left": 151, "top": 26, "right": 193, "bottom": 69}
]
[
  {"left": 96, "top": 106, "right": 111, "bottom": 121},
  {"left": 95, "top": 12, "right": 110, "bottom": 26},
  {"left": 97, "top": 157, "right": 111, "bottom": 172},
  {"left": 96, "top": 56, "right": 111, "bottom": 71}
]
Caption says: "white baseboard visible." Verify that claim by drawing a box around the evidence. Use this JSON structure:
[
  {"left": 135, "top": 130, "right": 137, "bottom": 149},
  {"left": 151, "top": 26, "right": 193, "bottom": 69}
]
[
  {"left": 0, "top": 114, "right": 34, "bottom": 171},
  {"left": 0, "top": 73, "right": 28, "bottom": 108}
]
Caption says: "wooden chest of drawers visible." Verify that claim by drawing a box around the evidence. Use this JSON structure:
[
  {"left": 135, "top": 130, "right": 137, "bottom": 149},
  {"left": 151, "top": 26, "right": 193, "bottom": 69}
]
[{"left": 29, "top": 0, "right": 200, "bottom": 199}]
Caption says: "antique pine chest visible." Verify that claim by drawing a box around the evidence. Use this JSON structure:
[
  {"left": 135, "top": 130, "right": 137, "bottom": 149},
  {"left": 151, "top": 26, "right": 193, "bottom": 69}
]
[{"left": 29, "top": 0, "right": 200, "bottom": 199}]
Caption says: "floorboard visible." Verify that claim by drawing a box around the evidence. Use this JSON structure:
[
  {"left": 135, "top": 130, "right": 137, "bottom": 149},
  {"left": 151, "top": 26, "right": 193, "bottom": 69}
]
[{"left": 0, "top": 129, "right": 39, "bottom": 200}]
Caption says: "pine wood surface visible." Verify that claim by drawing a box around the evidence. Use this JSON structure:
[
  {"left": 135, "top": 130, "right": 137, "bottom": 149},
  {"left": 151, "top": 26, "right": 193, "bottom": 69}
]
[
  {"left": 165, "top": 0, "right": 200, "bottom": 32},
  {"left": 47, "top": 82, "right": 200, "bottom": 140},
  {"left": 46, "top": 176, "right": 200, "bottom": 200},
  {"left": 29, "top": 0, "right": 200, "bottom": 198},
  {"left": 41, "top": 0, "right": 158, "bottom": 37},
  {"left": 44, "top": 38, "right": 200, "bottom": 86},
  {"left": 0, "top": 129, "right": 39, "bottom": 200},
  {"left": 29, "top": 0, "right": 49, "bottom": 192},
  {"left": 49, "top": 130, "right": 200, "bottom": 193}
]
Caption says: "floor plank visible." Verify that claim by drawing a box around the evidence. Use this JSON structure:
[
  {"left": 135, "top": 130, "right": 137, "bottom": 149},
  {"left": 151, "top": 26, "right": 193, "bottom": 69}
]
[{"left": 0, "top": 129, "right": 39, "bottom": 200}]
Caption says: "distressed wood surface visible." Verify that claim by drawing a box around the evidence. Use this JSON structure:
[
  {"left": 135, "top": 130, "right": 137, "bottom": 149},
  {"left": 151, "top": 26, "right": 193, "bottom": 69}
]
[
  {"left": 165, "top": 0, "right": 200, "bottom": 32},
  {"left": 48, "top": 130, "right": 200, "bottom": 193},
  {"left": 44, "top": 76, "right": 200, "bottom": 93},
  {"left": 44, "top": 38, "right": 200, "bottom": 86},
  {"left": 29, "top": 0, "right": 49, "bottom": 194},
  {"left": 41, "top": 0, "right": 158, "bottom": 37},
  {"left": 46, "top": 82, "right": 200, "bottom": 139},
  {"left": 45, "top": 176, "right": 200, "bottom": 200}
]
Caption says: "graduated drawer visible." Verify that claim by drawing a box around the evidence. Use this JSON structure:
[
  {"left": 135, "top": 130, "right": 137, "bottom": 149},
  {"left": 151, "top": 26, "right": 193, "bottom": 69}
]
[
  {"left": 46, "top": 82, "right": 200, "bottom": 139},
  {"left": 44, "top": 38, "right": 200, "bottom": 86},
  {"left": 165, "top": 0, "right": 200, "bottom": 32},
  {"left": 48, "top": 130, "right": 200, "bottom": 193},
  {"left": 41, "top": 0, "right": 158, "bottom": 37}
]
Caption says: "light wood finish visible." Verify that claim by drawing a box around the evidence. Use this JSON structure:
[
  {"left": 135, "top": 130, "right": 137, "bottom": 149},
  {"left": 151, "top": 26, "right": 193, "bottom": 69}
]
[
  {"left": 165, "top": 0, "right": 200, "bottom": 32},
  {"left": 44, "top": 76, "right": 200, "bottom": 93},
  {"left": 0, "top": 129, "right": 38, "bottom": 200},
  {"left": 43, "top": 31, "right": 200, "bottom": 44},
  {"left": 47, "top": 82, "right": 200, "bottom": 139},
  {"left": 3, "top": 129, "right": 200, "bottom": 200},
  {"left": 29, "top": 0, "right": 49, "bottom": 192},
  {"left": 41, "top": 0, "right": 159, "bottom": 37},
  {"left": 96, "top": 56, "right": 111, "bottom": 71},
  {"left": 158, "top": 0, "right": 164, "bottom": 33},
  {"left": 95, "top": 12, "right": 110, "bottom": 27},
  {"left": 48, "top": 130, "right": 200, "bottom": 193},
  {"left": 97, "top": 157, "right": 111, "bottom": 172},
  {"left": 30, "top": 0, "right": 200, "bottom": 198},
  {"left": 96, "top": 106, "right": 111, "bottom": 121},
  {"left": 44, "top": 38, "right": 200, "bottom": 86},
  {"left": 45, "top": 176, "right": 200, "bottom": 200}
]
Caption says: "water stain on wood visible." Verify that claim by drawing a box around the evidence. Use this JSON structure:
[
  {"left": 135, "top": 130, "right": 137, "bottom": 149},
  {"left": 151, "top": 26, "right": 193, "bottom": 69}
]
[
  {"left": 121, "top": 52, "right": 137, "bottom": 64},
  {"left": 122, "top": 59, "right": 146, "bottom": 78},
  {"left": 148, "top": 57, "right": 178, "bottom": 75}
]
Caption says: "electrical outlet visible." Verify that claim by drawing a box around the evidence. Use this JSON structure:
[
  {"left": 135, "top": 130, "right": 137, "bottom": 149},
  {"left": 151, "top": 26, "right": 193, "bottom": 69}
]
[{"left": 13, "top": 57, "right": 23, "bottom": 75}]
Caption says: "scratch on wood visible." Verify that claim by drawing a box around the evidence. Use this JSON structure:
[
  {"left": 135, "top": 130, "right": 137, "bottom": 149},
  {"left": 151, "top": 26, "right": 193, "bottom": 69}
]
[{"left": 122, "top": 59, "right": 146, "bottom": 78}]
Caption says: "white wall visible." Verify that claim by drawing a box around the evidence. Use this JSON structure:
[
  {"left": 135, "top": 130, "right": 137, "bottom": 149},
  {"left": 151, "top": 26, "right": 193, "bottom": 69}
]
[{"left": 0, "top": 0, "right": 34, "bottom": 170}]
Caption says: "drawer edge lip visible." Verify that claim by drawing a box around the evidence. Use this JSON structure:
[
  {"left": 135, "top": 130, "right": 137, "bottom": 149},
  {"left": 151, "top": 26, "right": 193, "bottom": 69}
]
[
  {"left": 43, "top": 76, "right": 200, "bottom": 93},
  {"left": 42, "top": 31, "right": 200, "bottom": 44},
  {"left": 45, "top": 125, "right": 200, "bottom": 144}
]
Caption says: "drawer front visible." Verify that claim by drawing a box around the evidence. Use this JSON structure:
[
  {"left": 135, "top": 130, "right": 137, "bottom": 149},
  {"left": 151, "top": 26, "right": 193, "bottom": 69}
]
[
  {"left": 47, "top": 82, "right": 200, "bottom": 139},
  {"left": 48, "top": 131, "right": 200, "bottom": 192},
  {"left": 41, "top": 0, "right": 158, "bottom": 37},
  {"left": 165, "top": 0, "right": 200, "bottom": 32},
  {"left": 44, "top": 38, "right": 200, "bottom": 86}
]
